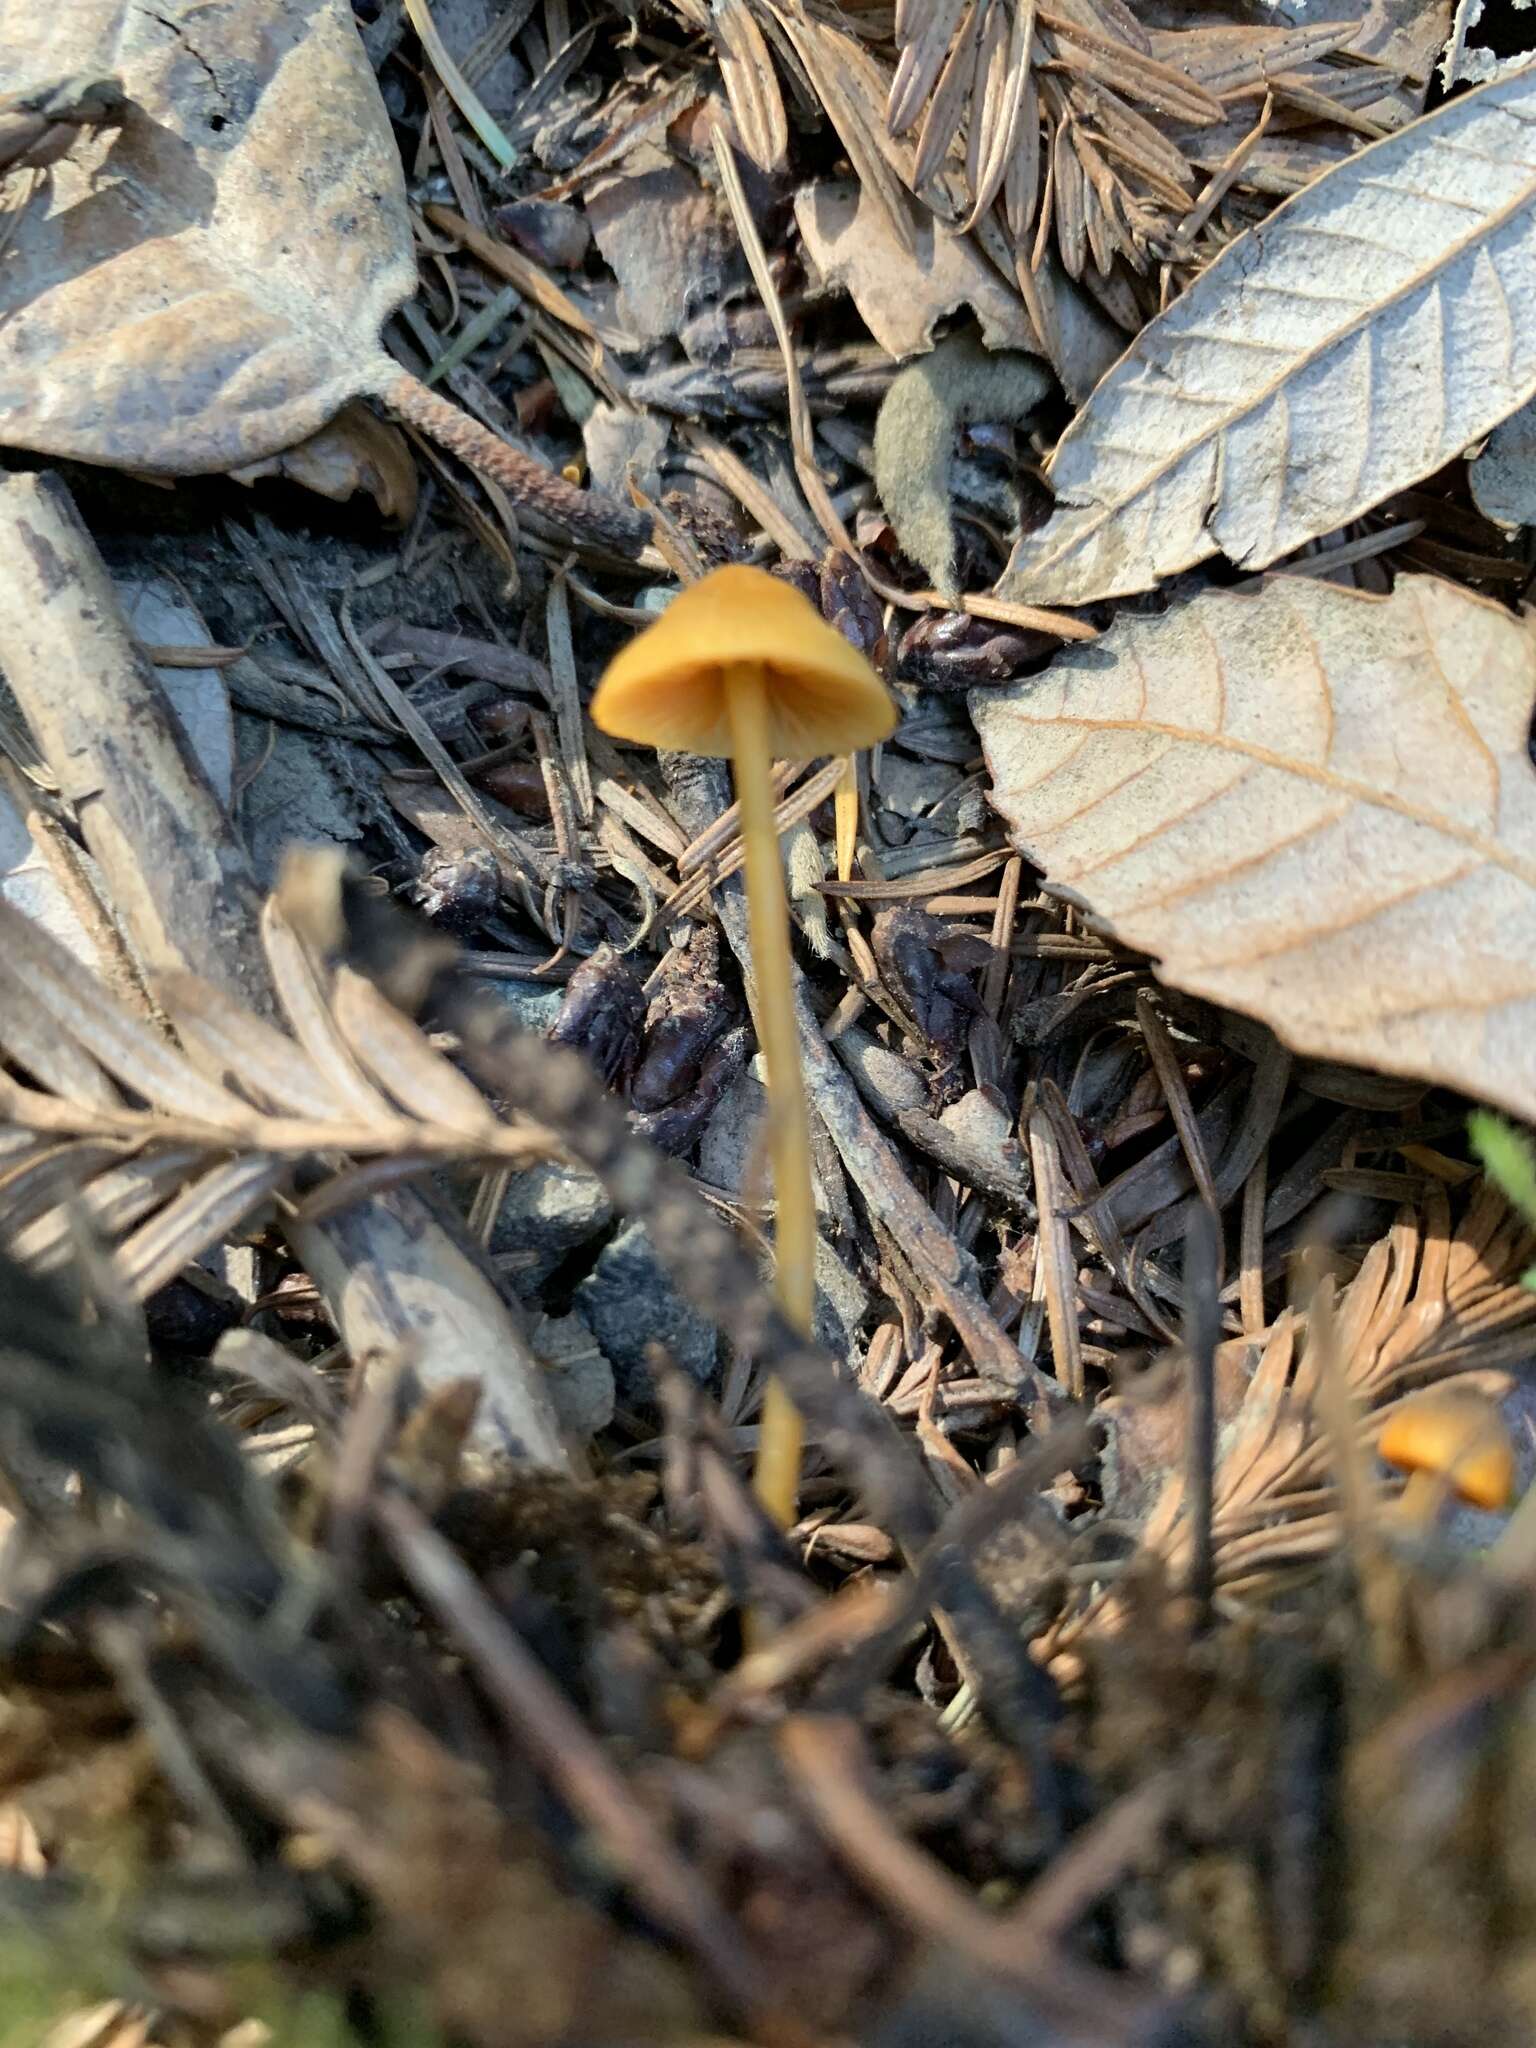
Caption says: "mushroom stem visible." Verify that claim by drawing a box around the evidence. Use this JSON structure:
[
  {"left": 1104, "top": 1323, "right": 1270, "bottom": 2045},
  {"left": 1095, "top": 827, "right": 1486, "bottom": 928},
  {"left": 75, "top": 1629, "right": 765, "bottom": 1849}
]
[
  {"left": 1396, "top": 1469, "right": 1440, "bottom": 1527},
  {"left": 725, "top": 661, "right": 816, "bottom": 1529}
]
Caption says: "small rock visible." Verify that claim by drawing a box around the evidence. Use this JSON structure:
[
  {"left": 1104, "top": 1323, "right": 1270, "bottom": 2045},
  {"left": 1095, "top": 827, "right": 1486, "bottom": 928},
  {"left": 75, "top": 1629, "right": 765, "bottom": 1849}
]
[
  {"left": 584, "top": 402, "right": 669, "bottom": 503},
  {"left": 938, "top": 1088, "right": 1015, "bottom": 1154},
  {"left": 877, "top": 752, "right": 962, "bottom": 823},
  {"left": 493, "top": 1162, "right": 613, "bottom": 1298},
  {"left": 472, "top": 977, "right": 566, "bottom": 1036},
  {"left": 576, "top": 1220, "right": 718, "bottom": 1402},
  {"left": 528, "top": 1310, "right": 615, "bottom": 1440},
  {"left": 698, "top": 1065, "right": 768, "bottom": 1194},
  {"left": 699, "top": 1068, "right": 867, "bottom": 1364}
]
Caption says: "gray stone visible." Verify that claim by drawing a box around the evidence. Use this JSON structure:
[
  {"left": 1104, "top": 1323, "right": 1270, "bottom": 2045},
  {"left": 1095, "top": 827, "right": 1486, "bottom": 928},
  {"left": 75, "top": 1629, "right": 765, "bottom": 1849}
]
[
  {"left": 528, "top": 1310, "right": 615, "bottom": 1441},
  {"left": 493, "top": 1162, "right": 613, "bottom": 1297},
  {"left": 698, "top": 1065, "right": 768, "bottom": 1195},
  {"left": 584, "top": 403, "right": 669, "bottom": 503},
  {"left": 237, "top": 718, "right": 362, "bottom": 889},
  {"left": 939, "top": 1088, "right": 1015, "bottom": 1153},
  {"left": 576, "top": 1219, "right": 718, "bottom": 1400},
  {"left": 876, "top": 751, "right": 963, "bottom": 822},
  {"left": 471, "top": 978, "right": 566, "bottom": 1035},
  {"left": 834, "top": 1026, "right": 928, "bottom": 1116}
]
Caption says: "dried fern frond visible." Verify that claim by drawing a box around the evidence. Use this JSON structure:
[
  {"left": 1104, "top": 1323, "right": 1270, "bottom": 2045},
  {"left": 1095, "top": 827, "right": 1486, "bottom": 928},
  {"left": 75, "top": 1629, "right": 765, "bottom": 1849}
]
[
  {"left": 0, "top": 897, "right": 564, "bottom": 1302},
  {"left": 1088, "top": 1179, "right": 1536, "bottom": 1624}
]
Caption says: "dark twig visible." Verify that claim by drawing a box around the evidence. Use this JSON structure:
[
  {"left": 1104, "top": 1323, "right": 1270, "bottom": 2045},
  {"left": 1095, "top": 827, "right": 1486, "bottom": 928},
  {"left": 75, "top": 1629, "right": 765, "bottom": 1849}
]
[
  {"left": 374, "top": 1491, "right": 777, "bottom": 2023},
  {"left": 1183, "top": 1203, "right": 1222, "bottom": 1630},
  {"left": 381, "top": 371, "right": 653, "bottom": 557}
]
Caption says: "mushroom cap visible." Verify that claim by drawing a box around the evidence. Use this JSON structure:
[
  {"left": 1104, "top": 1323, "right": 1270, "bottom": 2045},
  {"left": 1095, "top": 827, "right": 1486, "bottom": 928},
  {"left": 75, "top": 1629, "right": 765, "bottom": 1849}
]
[
  {"left": 1377, "top": 1392, "right": 1517, "bottom": 1510},
  {"left": 590, "top": 564, "right": 898, "bottom": 759}
]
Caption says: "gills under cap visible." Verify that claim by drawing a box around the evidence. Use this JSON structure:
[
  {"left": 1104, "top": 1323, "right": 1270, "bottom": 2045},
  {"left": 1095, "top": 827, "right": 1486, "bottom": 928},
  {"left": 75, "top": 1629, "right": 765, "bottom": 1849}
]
[{"left": 589, "top": 564, "right": 898, "bottom": 759}]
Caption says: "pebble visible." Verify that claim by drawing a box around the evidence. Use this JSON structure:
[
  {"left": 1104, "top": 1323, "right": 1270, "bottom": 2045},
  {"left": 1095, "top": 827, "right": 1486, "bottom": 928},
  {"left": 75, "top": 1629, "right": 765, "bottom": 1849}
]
[
  {"left": 492, "top": 1161, "right": 613, "bottom": 1297},
  {"left": 576, "top": 1219, "right": 718, "bottom": 1401},
  {"left": 527, "top": 1309, "right": 615, "bottom": 1441}
]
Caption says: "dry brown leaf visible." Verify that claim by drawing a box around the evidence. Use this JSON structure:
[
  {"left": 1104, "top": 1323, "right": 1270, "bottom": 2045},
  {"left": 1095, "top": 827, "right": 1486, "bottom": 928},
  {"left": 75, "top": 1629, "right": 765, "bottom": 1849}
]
[
  {"left": 711, "top": 0, "right": 790, "bottom": 174},
  {"left": 0, "top": 0, "right": 415, "bottom": 473},
  {"left": 768, "top": 5, "right": 918, "bottom": 253},
  {"left": 795, "top": 178, "right": 1039, "bottom": 360},
  {"left": 0, "top": 1, "right": 646, "bottom": 553},
  {"left": 889, "top": 0, "right": 972, "bottom": 135},
  {"left": 1001, "top": 64, "right": 1536, "bottom": 605},
  {"left": 228, "top": 401, "right": 420, "bottom": 523},
  {"left": 973, "top": 574, "right": 1536, "bottom": 1119},
  {"left": 0, "top": 889, "right": 564, "bottom": 1298}
]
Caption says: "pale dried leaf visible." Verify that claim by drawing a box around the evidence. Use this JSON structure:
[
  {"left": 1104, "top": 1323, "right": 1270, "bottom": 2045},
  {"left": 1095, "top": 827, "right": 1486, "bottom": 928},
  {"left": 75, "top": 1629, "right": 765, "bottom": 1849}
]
[
  {"left": 1154, "top": 21, "right": 1377, "bottom": 95},
  {"left": 0, "top": 950, "right": 120, "bottom": 1108},
  {"left": 1040, "top": 13, "right": 1222, "bottom": 124},
  {"left": 157, "top": 969, "right": 341, "bottom": 1121},
  {"left": 228, "top": 401, "right": 420, "bottom": 523},
  {"left": 974, "top": 575, "right": 1536, "bottom": 1119},
  {"left": 913, "top": 0, "right": 983, "bottom": 192},
  {"left": 116, "top": 1153, "right": 289, "bottom": 1299},
  {"left": 11, "top": 1149, "right": 207, "bottom": 1270},
  {"left": 1002, "top": 65, "right": 1536, "bottom": 605},
  {"left": 889, "top": 0, "right": 971, "bottom": 135},
  {"left": 1003, "top": 63, "right": 1041, "bottom": 236},
  {"left": 0, "top": 0, "right": 415, "bottom": 473},
  {"left": 770, "top": 7, "right": 918, "bottom": 252},
  {"left": 962, "top": 0, "right": 1036, "bottom": 231},
  {"left": 795, "top": 178, "right": 1039, "bottom": 360},
  {"left": 260, "top": 898, "right": 401, "bottom": 1124}
]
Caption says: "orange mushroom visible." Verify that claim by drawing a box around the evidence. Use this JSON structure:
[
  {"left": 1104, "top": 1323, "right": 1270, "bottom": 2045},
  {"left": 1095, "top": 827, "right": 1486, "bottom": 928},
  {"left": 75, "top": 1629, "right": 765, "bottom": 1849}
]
[
  {"left": 1377, "top": 1391, "right": 1516, "bottom": 1523},
  {"left": 591, "top": 565, "right": 897, "bottom": 1527}
]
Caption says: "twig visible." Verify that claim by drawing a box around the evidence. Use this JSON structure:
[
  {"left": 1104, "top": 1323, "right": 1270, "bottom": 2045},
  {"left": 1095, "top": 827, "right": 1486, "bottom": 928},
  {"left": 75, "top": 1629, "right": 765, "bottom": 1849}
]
[
  {"left": 379, "top": 370, "right": 651, "bottom": 557},
  {"left": 1183, "top": 1203, "right": 1221, "bottom": 1630},
  {"left": 778, "top": 1714, "right": 1161, "bottom": 2041},
  {"left": 375, "top": 1492, "right": 777, "bottom": 2023}
]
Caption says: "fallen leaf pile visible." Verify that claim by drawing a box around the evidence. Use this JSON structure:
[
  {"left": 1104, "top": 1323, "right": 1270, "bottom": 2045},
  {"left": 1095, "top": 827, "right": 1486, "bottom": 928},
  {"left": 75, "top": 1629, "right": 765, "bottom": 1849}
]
[{"left": 0, "top": 0, "right": 647, "bottom": 551}]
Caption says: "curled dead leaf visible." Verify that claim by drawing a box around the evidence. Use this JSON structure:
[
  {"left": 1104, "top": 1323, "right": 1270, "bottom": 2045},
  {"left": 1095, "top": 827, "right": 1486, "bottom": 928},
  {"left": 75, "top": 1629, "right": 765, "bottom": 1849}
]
[
  {"left": 228, "top": 401, "right": 419, "bottom": 523},
  {"left": 0, "top": 0, "right": 647, "bottom": 554}
]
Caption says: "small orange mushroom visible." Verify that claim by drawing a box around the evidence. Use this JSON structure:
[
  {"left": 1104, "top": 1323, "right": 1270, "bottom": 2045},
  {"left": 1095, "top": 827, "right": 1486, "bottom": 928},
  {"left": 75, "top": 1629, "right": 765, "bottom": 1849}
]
[
  {"left": 590, "top": 565, "right": 897, "bottom": 1528},
  {"left": 1377, "top": 1391, "right": 1516, "bottom": 1523}
]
